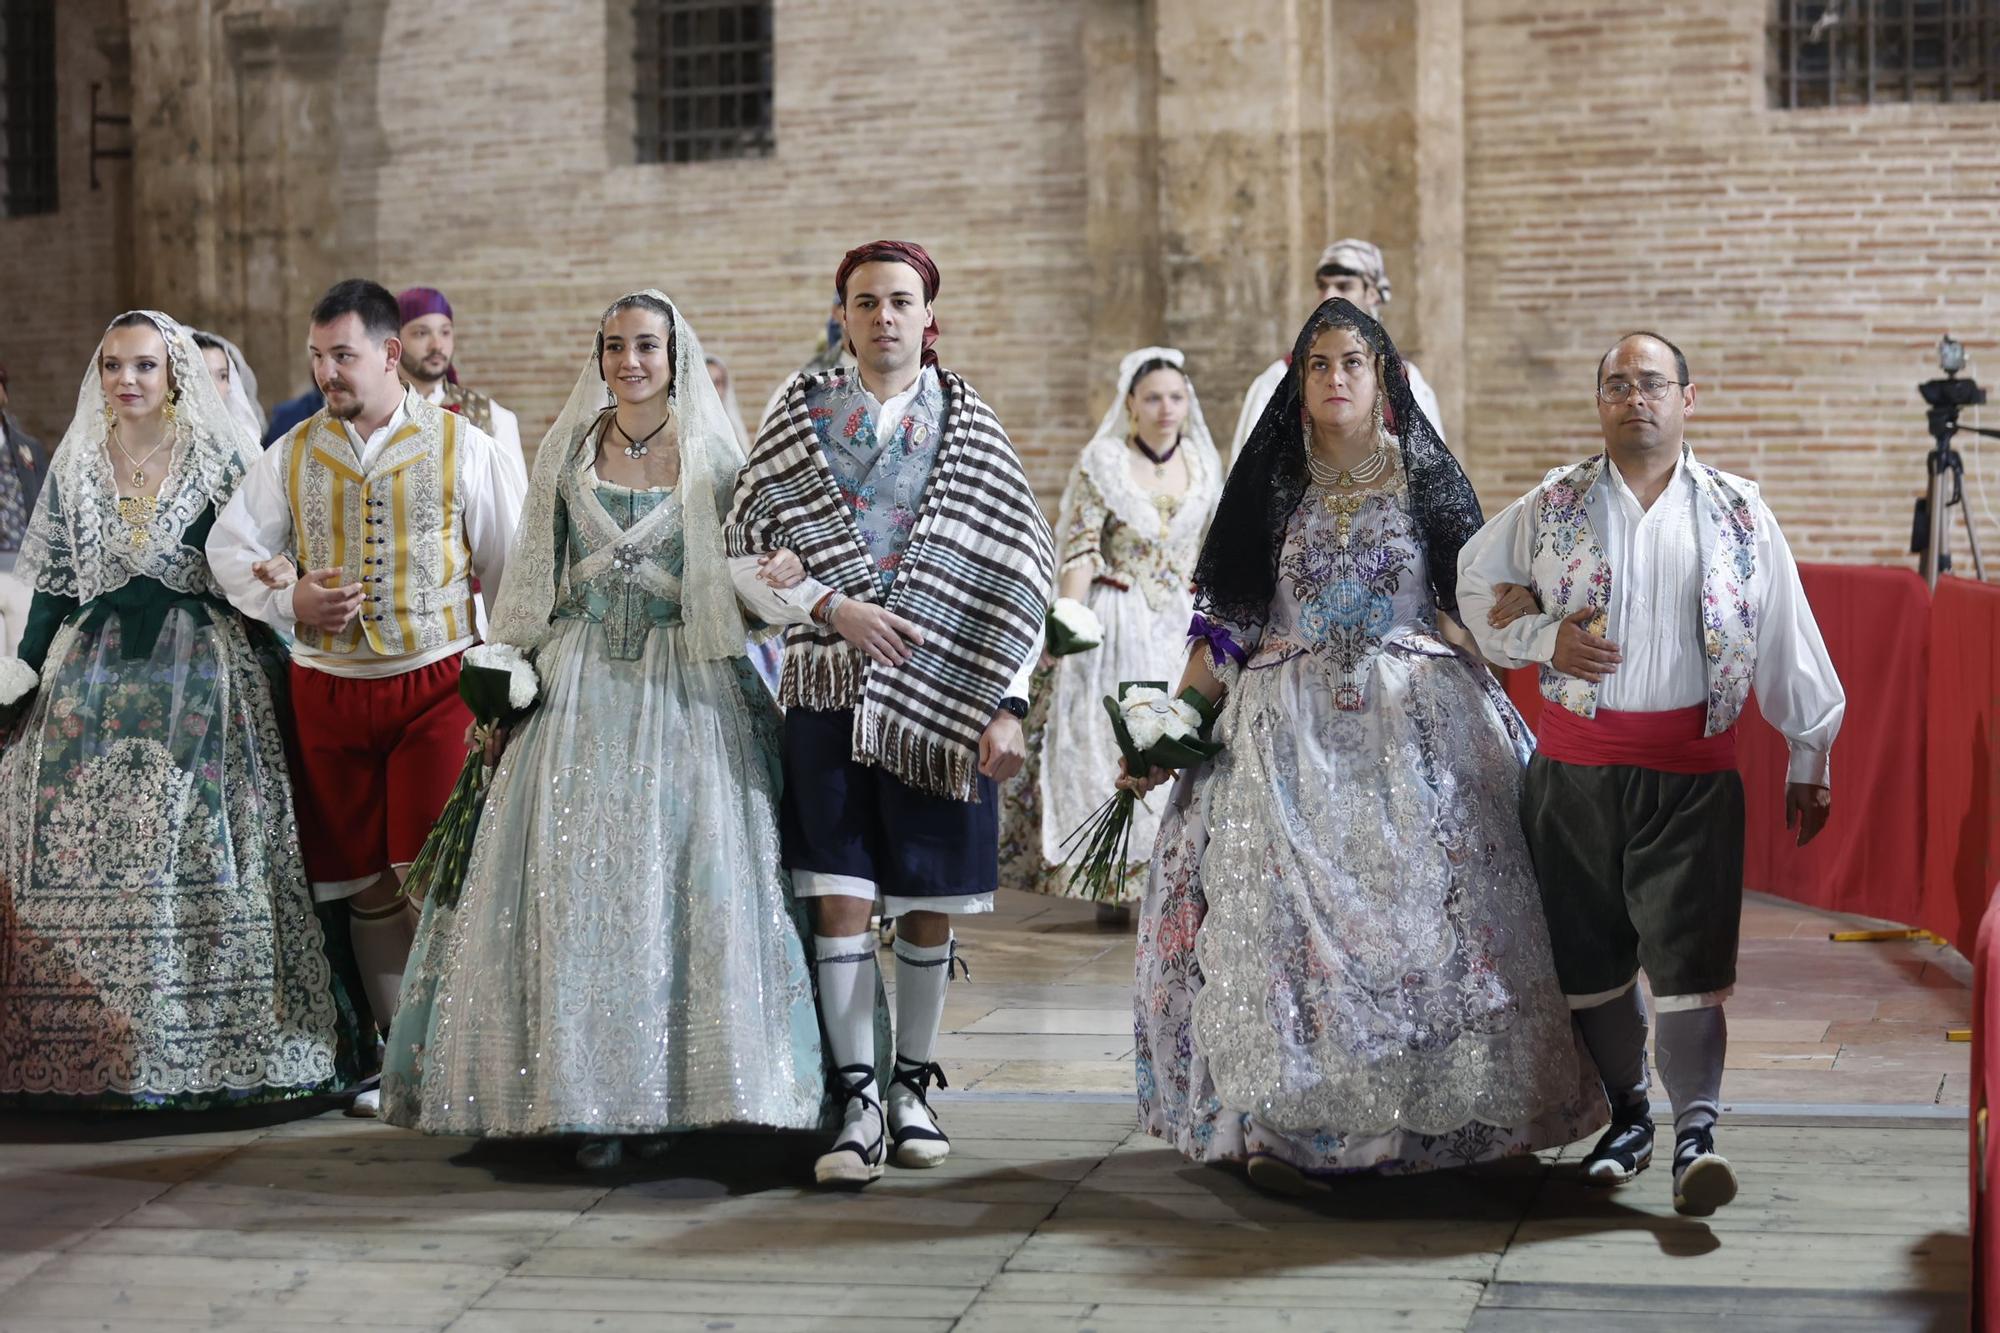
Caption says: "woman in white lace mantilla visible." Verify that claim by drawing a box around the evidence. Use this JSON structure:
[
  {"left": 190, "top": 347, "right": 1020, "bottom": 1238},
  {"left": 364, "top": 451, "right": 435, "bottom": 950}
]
[
  {"left": 1000, "top": 348, "right": 1219, "bottom": 911},
  {"left": 381, "top": 291, "right": 830, "bottom": 1169},
  {"left": 1128, "top": 299, "right": 1605, "bottom": 1188},
  {"left": 0, "top": 311, "right": 357, "bottom": 1110}
]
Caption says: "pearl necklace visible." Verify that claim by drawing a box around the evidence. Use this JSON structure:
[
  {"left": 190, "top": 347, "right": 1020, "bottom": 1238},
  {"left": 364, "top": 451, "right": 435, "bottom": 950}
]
[{"left": 1305, "top": 441, "right": 1392, "bottom": 490}]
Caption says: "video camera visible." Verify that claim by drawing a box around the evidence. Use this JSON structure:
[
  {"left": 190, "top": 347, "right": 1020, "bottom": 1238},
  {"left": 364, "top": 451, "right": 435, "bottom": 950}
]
[{"left": 1912, "top": 335, "right": 1991, "bottom": 586}]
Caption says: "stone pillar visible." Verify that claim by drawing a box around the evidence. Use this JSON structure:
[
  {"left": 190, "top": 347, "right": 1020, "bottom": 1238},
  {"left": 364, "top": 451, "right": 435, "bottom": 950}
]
[
  {"left": 1148, "top": 0, "right": 1338, "bottom": 443},
  {"left": 1082, "top": 0, "right": 1163, "bottom": 420},
  {"left": 125, "top": 0, "right": 221, "bottom": 323},
  {"left": 220, "top": 2, "right": 351, "bottom": 401},
  {"left": 1414, "top": 0, "right": 1465, "bottom": 445}
]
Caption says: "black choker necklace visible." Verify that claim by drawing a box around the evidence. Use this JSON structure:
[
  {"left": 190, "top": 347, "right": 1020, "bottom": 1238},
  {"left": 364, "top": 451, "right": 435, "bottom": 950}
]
[
  {"left": 1132, "top": 435, "right": 1179, "bottom": 476},
  {"left": 612, "top": 413, "right": 672, "bottom": 460}
]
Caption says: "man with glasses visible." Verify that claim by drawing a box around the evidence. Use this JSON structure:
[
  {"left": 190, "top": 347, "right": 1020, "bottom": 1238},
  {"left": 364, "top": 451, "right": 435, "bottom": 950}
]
[{"left": 1454, "top": 331, "right": 1844, "bottom": 1216}]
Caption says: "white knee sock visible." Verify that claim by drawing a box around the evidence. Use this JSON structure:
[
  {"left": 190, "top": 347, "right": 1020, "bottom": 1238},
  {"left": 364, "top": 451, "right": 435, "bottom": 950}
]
[
  {"left": 1573, "top": 983, "right": 1653, "bottom": 1120},
  {"left": 1655, "top": 1005, "right": 1727, "bottom": 1140},
  {"left": 892, "top": 934, "right": 954, "bottom": 1069},
  {"left": 350, "top": 899, "right": 417, "bottom": 1034},
  {"left": 813, "top": 932, "right": 879, "bottom": 1080}
]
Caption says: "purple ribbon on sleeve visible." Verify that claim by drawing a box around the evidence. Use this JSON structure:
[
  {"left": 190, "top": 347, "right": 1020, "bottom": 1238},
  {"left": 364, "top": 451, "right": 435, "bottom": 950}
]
[{"left": 1187, "top": 613, "right": 1247, "bottom": 667}]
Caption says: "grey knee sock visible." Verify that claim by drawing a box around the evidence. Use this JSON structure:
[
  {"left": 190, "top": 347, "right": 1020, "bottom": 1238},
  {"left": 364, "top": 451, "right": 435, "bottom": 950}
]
[
  {"left": 1654, "top": 1005, "right": 1727, "bottom": 1140},
  {"left": 1573, "top": 985, "right": 1652, "bottom": 1119}
]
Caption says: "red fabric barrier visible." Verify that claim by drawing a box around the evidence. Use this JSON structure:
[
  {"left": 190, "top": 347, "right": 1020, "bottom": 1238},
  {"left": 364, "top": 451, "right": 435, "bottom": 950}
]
[
  {"left": 1738, "top": 565, "right": 1930, "bottom": 928},
  {"left": 1925, "top": 577, "right": 2000, "bottom": 952}
]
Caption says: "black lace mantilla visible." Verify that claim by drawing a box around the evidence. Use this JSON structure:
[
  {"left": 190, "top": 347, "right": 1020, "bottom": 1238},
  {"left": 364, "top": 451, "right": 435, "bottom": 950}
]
[{"left": 1193, "top": 298, "right": 1482, "bottom": 633}]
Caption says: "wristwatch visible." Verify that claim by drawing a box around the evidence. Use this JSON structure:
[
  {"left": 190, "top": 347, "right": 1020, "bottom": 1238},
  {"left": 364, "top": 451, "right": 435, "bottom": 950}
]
[{"left": 996, "top": 695, "right": 1029, "bottom": 720}]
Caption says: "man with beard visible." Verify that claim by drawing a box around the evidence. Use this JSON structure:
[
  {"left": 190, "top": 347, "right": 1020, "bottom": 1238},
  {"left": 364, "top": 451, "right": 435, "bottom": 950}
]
[
  {"left": 208, "top": 278, "right": 524, "bottom": 1114},
  {"left": 396, "top": 287, "right": 527, "bottom": 486}
]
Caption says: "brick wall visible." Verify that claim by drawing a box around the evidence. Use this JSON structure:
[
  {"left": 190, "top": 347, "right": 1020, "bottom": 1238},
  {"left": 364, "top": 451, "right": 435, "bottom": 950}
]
[
  {"left": 1461, "top": 1, "right": 2000, "bottom": 566},
  {"left": 8, "top": 0, "right": 1998, "bottom": 574},
  {"left": 2, "top": 0, "right": 126, "bottom": 446},
  {"left": 354, "top": 0, "right": 1091, "bottom": 499}
]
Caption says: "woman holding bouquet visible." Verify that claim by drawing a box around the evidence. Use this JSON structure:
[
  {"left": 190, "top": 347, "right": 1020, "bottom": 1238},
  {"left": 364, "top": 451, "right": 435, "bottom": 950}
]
[
  {"left": 1126, "top": 299, "right": 1605, "bottom": 1191},
  {"left": 0, "top": 311, "right": 355, "bottom": 1109},
  {"left": 1000, "top": 348, "right": 1220, "bottom": 916},
  {"left": 381, "top": 291, "right": 826, "bottom": 1169}
]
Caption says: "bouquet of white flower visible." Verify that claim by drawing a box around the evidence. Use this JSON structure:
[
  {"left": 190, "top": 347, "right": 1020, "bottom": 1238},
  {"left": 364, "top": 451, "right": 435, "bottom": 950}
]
[
  {"left": 402, "top": 643, "right": 540, "bottom": 907},
  {"left": 1044, "top": 597, "right": 1104, "bottom": 658},
  {"left": 1061, "top": 680, "right": 1221, "bottom": 901}
]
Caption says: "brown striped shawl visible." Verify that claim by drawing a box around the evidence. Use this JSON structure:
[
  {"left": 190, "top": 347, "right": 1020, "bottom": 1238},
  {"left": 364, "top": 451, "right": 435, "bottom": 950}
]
[{"left": 725, "top": 367, "right": 1055, "bottom": 801}]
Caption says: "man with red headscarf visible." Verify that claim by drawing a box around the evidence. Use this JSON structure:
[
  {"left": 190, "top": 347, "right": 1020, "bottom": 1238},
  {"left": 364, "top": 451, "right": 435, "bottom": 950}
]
[
  {"left": 396, "top": 287, "right": 527, "bottom": 485},
  {"left": 727, "top": 241, "right": 1054, "bottom": 1188}
]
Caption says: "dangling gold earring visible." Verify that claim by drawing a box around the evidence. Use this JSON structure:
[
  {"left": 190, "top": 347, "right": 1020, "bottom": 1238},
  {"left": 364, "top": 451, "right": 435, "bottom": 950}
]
[
  {"left": 1370, "top": 392, "right": 1386, "bottom": 441},
  {"left": 162, "top": 394, "right": 178, "bottom": 425},
  {"left": 104, "top": 401, "right": 117, "bottom": 430}
]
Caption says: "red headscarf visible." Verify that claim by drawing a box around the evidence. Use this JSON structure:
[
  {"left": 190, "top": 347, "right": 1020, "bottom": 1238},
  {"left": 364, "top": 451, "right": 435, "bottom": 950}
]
[{"left": 835, "top": 240, "right": 941, "bottom": 367}]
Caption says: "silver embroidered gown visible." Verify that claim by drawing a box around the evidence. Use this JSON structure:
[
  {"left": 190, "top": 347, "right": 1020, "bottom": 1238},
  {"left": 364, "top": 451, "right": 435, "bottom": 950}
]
[
  {"left": 382, "top": 463, "right": 823, "bottom": 1136},
  {"left": 1135, "top": 479, "right": 1607, "bottom": 1174}
]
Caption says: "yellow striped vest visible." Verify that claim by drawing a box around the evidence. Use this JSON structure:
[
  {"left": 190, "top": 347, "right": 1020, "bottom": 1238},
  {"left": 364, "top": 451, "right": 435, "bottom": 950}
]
[{"left": 280, "top": 396, "right": 475, "bottom": 656}]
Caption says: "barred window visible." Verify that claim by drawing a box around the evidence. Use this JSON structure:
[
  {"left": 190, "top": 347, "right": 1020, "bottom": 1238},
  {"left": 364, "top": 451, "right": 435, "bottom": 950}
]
[
  {"left": 634, "top": 1, "right": 775, "bottom": 164},
  {"left": 1769, "top": 1, "right": 2000, "bottom": 108},
  {"left": 2, "top": 0, "right": 59, "bottom": 216}
]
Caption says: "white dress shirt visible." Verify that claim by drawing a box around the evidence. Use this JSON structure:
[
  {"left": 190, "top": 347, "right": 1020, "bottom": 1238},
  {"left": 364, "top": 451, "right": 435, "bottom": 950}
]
[
  {"left": 206, "top": 390, "right": 525, "bottom": 679},
  {"left": 1456, "top": 452, "right": 1844, "bottom": 787}
]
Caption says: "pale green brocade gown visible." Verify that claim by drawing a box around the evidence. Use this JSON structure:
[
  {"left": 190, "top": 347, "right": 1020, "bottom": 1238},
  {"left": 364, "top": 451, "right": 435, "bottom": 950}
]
[{"left": 383, "top": 463, "right": 825, "bottom": 1135}]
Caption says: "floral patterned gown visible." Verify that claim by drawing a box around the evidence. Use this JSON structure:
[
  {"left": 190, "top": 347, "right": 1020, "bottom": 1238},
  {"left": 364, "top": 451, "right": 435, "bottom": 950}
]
[
  {"left": 1134, "top": 477, "right": 1607, "bottom": 1174},
  {"left": 0, "top": 480, "right": 354, "bottom": 1110},
  {"left": 382, "top": 462, "right": 825, "bottom": 1137}
]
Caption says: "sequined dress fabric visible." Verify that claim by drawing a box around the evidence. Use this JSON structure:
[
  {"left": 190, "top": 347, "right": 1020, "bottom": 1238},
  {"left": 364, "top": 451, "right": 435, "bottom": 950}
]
[
  {"left": 383, "top": 466, "right": 823, "bottom": 1135},
  {"left": 1134, "top": 481, "right": 1606, "bottom": 1173}
]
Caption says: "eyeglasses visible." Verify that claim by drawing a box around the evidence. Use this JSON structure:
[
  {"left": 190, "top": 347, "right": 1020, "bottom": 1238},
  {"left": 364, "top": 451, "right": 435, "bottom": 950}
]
[{"left": 1597, "top": 376, "right": 1687, "bottom": 405}]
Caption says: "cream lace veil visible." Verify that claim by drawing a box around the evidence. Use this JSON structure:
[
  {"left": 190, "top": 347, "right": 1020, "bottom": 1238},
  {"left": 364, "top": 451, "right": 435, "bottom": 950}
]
[
  {"left": 1056, "top": 346, "right": 1221, "bottom": 547},
  {"left": 486, "top": 289, "right": 751, "bottom": 661},
  {"left": 197, "top": 330, "right": 267, "bottom": 443},
  {"left": 21, "top": 310, "right": 255, "bottom": 603}
]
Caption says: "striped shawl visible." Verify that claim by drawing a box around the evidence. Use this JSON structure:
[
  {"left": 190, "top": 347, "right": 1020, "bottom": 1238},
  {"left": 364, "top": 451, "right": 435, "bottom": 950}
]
[{"left": 726, "top": 367, "right": 1055, "bottom": 800}]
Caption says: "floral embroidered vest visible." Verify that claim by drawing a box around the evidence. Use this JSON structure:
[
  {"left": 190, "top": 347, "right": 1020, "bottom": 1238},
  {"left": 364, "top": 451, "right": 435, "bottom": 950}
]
[
  {"left": 280, "top": 396, "right": 475, "bottom": 656},
  {"left": 1530, "top": 450, "right": 1761, "bottom": 736}
]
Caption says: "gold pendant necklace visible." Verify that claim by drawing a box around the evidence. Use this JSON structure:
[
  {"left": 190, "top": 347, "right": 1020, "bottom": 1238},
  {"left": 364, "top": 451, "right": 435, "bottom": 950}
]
[
  {"left": 109, "top": 422, "right": 171, "bottom": 490},
  {"left": 109, "top": 421, "right": 170, "bottom": 542}
]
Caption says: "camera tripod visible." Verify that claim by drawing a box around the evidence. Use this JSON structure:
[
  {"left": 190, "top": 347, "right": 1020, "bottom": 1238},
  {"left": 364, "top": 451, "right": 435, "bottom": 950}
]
[{"left": 1915, "top": 371, "right": 1992, "bottom": 590}]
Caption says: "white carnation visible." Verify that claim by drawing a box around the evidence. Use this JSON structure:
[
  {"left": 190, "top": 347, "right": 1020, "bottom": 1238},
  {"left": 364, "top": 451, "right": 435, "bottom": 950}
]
[
  {"left": 1049, "top": 597, "right": 1103, "bottom": 645},
  {"left": 1121, "top": 690, "right": 1202, "bottom": 752},
  {"left": 464, "top": 642, "right": 539, "bottom": 711},
  {"left": 0, "top": 656, "right": 37, "bottom": 707}
]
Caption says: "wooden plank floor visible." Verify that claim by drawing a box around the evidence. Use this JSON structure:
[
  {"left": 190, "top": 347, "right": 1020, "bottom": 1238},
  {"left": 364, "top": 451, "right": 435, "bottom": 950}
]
[{"left": 0, "top": 888, "right": 1972, "bottom": 1332}]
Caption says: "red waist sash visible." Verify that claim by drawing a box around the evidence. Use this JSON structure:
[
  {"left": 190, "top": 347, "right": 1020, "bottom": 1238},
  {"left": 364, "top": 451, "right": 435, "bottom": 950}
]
[{"left": 1535, "top": 702, "right": 1737, "bottom": 774}]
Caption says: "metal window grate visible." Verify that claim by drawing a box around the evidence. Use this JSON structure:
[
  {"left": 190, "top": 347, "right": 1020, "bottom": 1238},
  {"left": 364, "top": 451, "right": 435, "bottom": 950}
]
[
  {"left": 1770, "top": 0, "right": 2000, "bottom": 108},
  {"left": 2, "top": 0, "right": 57, "bottom": 216},
  {"left": 634, "top": 1, "right": 774, "bottom": 164}
]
